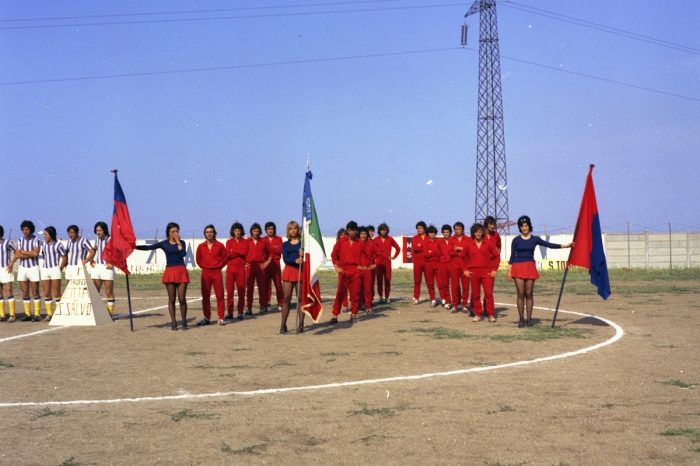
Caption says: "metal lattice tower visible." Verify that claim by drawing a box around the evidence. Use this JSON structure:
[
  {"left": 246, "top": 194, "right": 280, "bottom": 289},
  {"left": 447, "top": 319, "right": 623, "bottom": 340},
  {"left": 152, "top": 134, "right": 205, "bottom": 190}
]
[{"left": 464, "top": 0, "right": 510, "bottom": 234}]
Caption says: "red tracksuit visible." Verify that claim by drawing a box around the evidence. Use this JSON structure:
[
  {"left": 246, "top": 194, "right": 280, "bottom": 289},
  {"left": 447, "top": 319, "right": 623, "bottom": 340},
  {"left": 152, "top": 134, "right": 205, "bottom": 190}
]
[
  {"left": 411, "top": 234, "right": 427, "bottom": 300},
  {"left": 465, "top": 240, "right": 500, "bottom": 318},
  {"left": 423, "top": 237, "right": 440, "bottom": 301},
  {"left": 332, "top": 236, "right": 364, "bottom": 315},
  {"left": 373, "top": 236, "right": 401, "bottom": 300},
  {"left": 449, "top": 235, "right": 472, "bottom": 308},
  {"left": 264, "top": 235, "right": 284, "bottom": 307},
  {"left": 246, "top": 238, "right": 270, "bottom": 310},
  {"left": 196, "top": 240, "right": 227, "bottom": 320},
  {"left": 225, "top": 238, "right": 248, "bottom": 315},
  {"left": 483, "top": 231, "right": 502, "bottom": 314},
  {"left": 360, "top": 239, "right": 378, "bottom": 310},
  {"left": 437, "top": 238, "right": 454, "bottom": 306}
]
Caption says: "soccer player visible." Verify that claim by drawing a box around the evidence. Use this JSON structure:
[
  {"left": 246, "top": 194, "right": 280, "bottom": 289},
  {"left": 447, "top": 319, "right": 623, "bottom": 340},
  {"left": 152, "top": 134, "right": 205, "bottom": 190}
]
[
  {"left": 40, "top": 227, "right": 66, "bottom": 322},
  {"left": 245, "top": 223, "right": 271, "bottom": 315},
  {"left": 0, "top": 225, "right": 17, "bottom": 322},
  {"left": 507, "top": 215, "right": 573, "bottom": 327},
  {"left": 264, "top": 222, "right": 284, "bottom": 311},
  {"left": 422, "top": 226, "right": 440, "bottom": 307},
  {"left": 225, "top": 222, "right": 248, "bottom": 320},
  {"left": 136, "top": 222, "right": 190, "bottom": 331},
  {"left": 448, "top": 222, "right": 472, "bottom": 313},
  {"left": 65, "top": 225, "right": 96, "bottom": 280},
  {"left": 373, "top": 223, "right": 400, "bottom": 303},
  {"left": 90, "top": 221, "right": 116, "bottom": 316},
  {"left": 411, "top": 221, "right": 428, "bottom": 304},
  {"left": 330, "top": 221, "right": 364, "bottom": 324},
  {"left": 464, "top": 223, "right": 500, "bottom": 322},
  {"left": 8, "top": 221, "right": 42, "bottom": 321},
  {"left": 438, "top": 225, "right": 455, "bottom": 310},
  {"left": 280, "top": 221, "right": 303, "bottom": 334},
  {"left": 358, "top": 226, "right": 378, "bottom": 315},
  {"left": 195, "top": 225, "right": 227, "bottom": 326}
]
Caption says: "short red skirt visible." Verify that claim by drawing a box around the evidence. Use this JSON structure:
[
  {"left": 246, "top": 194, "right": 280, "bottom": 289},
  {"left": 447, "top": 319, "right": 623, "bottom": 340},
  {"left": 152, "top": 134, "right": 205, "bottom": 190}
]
[
  {"left": 282, "top": 265, "right": 300, "bottom": 283},
  {"left": 162, "top": 265, "right": 191, "bottom": 284},
  {"left": 510, "top": 261, "right": 539, "bottom": 280}
]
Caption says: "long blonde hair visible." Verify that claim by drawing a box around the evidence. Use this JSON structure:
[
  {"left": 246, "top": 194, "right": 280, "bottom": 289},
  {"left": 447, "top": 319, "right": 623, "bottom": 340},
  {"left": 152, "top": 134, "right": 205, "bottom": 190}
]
[{"left": 286, "top": 221, "right": 301, "bottom": 240}]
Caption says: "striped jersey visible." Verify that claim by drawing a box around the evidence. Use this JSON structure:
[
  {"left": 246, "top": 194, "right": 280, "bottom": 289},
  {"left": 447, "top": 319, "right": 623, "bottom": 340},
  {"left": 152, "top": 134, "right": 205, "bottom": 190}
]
[
  {"left": 0, "top": 239, "right": 16, "bottom": 268},
  {"left": 42, "top": 241, "right": 67, "bottom": 269},
  {"left": 94, "top": 236, "right": 109, "bottom": 265},
  {"left": 17, "top": 236, "right": 42, "bottom": 267},
  {"left": 67, "top": 237, "right": 94, "bottom": 266}
]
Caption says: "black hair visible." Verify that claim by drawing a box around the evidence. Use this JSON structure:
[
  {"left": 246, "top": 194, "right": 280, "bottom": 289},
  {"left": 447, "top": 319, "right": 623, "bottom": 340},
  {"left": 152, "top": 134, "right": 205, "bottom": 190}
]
[
  {"left": 358, "top": 226, "right": 368, "bottom": 235},
  {"left": 166, "top": 222, "right": 180, "bottom": 238},
  {"left": 426, "top": 225, "right": 438, "bottom": 234},
  {"left": 378, "top": 223, "right": 389, "bottom": 234},
  {"left": 20, "top": 220, "right": 35, "bottom": 234},
  {"left": 484, "top": 216, "right": 497, "bottom": 227},
  {"left": 250, "top": 223, "right": 262, "bottom": 236},
  {"left": 346, "top": 221, "right": 358, "bottom": 231},
  {"left": 94, "top": 221, "right": 109, "bottom": 236},
  {"left": 45, "top": 226, "right": 58, "bottom": 242},
  {"left": 517, "top": 215, "right": 532, "bottom": 233},
  {"left": 453, "top": 221, "right": 465, "bottom": 230},
  {"left": 470, "top": 223, "right": 484, "bottom": 238},
  {"left": 367, "top": 225, "right": 375, "bottom": 232},
  {"left": 67, "top": 225, "right": 79, "bottom": 234},
  {"left": 416, "top": 221, "right": 427, "bottom": 230},
  {"left": 204, "top": 224, "right": 217, "bottom": 236},
  {"left": 264, "top": 222, "right": 276, "bottom": 233},
  {"left": 0, "top": 225, "right": 3, "bottom": 238},
  {"left": 441, "top": 224, "right": 452, "bottom": 234},
  {"left": 230, "top": 222, "right": 244, "bottom": 237}
]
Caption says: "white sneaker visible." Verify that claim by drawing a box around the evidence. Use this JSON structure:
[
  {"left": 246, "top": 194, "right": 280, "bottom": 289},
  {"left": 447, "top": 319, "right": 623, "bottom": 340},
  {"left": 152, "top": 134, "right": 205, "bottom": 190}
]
[
  {"left": 441, "top": 299, "right": 447, "bottom": 306},
  {"left": 444, "top": 303, "right": 453, "bottom": 311},
  {"left": 412, "top": 298, "right": 419, "bottom": 305},
  {"left": 431, "top": 300, "right": 437, "bottom": 307}
]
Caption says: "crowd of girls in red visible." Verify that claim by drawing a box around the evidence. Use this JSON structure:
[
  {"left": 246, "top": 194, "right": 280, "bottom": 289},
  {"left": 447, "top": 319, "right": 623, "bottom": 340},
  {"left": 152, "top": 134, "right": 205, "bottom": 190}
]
[{"left": 144, "top": 215, "right": 570, "bottom": 332}]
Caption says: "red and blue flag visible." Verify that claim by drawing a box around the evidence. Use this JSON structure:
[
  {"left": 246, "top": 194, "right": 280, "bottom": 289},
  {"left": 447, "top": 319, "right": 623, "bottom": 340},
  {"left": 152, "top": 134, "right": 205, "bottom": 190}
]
[
  {"left": 102, "top": 172, "right": 136, "bottom": 274},
  {"left": 568, "top": 166, "right": 611, "bottom": 300}
]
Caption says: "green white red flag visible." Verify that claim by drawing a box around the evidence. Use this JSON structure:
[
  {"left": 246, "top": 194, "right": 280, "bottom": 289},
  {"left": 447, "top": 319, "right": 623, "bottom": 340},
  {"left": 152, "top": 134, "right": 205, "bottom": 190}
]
[{"left": 301, "top": 169, "right": 325, "bottom": 322}]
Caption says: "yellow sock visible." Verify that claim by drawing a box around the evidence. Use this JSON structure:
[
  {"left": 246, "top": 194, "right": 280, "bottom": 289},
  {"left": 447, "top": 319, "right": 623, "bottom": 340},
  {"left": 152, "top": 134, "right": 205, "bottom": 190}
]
[
  {"left": 23, "top": 299, "right": 30, "bottom": 316},
  {"left": 9, "top": 298, "right": 15, "bottom": 317},
  {"left": 0, "top": 300, "right": 5, "bottom": 318},
  {"left": 46, "top": 301, "right": 53, "bottom": 317},
  {"left": 107, "top": 300, "right": 114, "bottom": 316},
  {"left": 34, "top": 298, "right": 41, "bottom": 316}
]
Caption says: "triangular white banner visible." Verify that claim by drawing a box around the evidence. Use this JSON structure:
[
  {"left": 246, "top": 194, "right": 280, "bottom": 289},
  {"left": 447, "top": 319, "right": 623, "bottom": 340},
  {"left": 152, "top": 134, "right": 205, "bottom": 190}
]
[{"left": 50, "top": 264, "right": 113, "bottom": 326}]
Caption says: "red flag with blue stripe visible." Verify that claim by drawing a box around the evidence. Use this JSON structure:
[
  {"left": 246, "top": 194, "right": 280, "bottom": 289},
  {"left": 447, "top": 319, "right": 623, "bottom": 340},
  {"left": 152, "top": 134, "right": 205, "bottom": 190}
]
[
  {"left": 102, "top": 172, "right": 136, "bottom": 275},
  {"left": 568, "top": 166, "right": 611, "bottom": 300}
]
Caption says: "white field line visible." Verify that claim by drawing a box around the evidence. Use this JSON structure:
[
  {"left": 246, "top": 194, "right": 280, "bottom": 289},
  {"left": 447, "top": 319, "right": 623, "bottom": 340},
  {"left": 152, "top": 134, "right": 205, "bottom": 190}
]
[
  {"left": 0, "top": 304, "right": 623, "bottom": 408},
  {"left": 0, "top": 298, "right": 202, "bottom": 345}
]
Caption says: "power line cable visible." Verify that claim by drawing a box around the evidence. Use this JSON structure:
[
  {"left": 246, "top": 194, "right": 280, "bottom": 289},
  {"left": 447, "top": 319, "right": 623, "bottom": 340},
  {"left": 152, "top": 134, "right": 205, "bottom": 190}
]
[{"left": 1, "top": 45, "right": 697, "bottom": 103}]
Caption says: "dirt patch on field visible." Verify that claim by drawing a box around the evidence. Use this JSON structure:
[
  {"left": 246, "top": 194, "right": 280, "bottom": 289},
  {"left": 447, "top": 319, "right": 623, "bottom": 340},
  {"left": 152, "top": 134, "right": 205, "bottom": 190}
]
[{"left": 1, "top": 270, "right": 699, "bottom": 465}]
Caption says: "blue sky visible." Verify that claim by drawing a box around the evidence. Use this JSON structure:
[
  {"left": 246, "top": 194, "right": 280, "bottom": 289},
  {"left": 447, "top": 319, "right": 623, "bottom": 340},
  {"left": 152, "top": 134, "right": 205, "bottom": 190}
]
[{"left": 1, "top": 0, "right": 698, "bottom": 238}]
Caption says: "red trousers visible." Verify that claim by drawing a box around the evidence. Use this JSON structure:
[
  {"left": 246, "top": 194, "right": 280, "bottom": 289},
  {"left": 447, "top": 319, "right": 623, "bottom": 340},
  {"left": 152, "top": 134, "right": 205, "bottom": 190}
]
[
  {"left": 424, "top": 261, "right": 439, "bottom": 301},
  {"left": 201, "top": 269, "right": 224, "bottom": 320},
  {"left": 246, "top": 262, "right": 268, "bottom": 310},
  {"left": 375, "top": 257, "right": 392, "bottom": 299},
  {"left": 226, "top": 266, "right": 246, "bottom": 315},
  {"left": 332, "top": 268, "right": 361, "bottom": 315},
  {"left": 413, "top": 259, "right": 427, "bottom": 300},
  {"left": 370, "top": 268, "right": 376, "bottom": 302},
  {"left": 451, "top": 265, "right": 470, "bottom": 308},
  {"left": 360, "top": 269, "right": 374, "bottom": 309},
  {"left": 266, "top": 260, "right": 283, "bottom": 307},
  {"left": 438, "top": 262, "right": 453, "bottom": 305},
  {"left": 470, "top": 268, "right": 494, "bottom": 317}
]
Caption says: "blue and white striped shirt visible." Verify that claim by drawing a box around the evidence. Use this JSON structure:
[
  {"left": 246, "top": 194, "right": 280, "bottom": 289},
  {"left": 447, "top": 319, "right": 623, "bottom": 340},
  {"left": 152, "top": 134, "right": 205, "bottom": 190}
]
[
  {"left": 0, "top": 239, "right": 16, "bottom": 268},
  {"left": 94, "top": 236, "right": 109, "bottom": 265},
  {"left": 67, "top": 237, "right": 94, "bottom": 266},
  {"left": 42, "top": 241, "right": 67, "bottom": 269},
  {"left": 17, "top": 236, "right": 42, "bottom": 268}
]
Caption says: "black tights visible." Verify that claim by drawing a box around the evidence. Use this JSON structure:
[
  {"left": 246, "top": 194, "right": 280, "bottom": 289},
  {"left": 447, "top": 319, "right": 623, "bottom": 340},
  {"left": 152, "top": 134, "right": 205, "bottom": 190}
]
[
  {"left": 281, "top": 281, "right": 304, "bottom": 329},
  {"left": 165, "top": 283, "right": 188, "bottom": 324},
  {"left": 514, "top": 278, "right": 534, "bottom": 321}
]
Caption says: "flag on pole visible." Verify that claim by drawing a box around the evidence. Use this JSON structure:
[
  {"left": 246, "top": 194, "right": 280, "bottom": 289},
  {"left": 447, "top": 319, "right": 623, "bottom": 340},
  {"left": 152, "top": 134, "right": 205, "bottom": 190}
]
[
  {"left": 301, "top": 169, "right": 326, "bottom": 322},
  {"left": 568, "top": 165, "right": 611, "bottom": 300},
  {"left": 102, "top": 171, "right": 136, "bottom": 275}
]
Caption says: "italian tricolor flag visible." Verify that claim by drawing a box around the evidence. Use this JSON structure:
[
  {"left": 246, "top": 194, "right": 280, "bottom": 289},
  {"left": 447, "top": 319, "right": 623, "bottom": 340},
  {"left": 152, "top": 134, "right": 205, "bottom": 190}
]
[{"left": 301, "top": 169, "right": 326, "bottom": 322}]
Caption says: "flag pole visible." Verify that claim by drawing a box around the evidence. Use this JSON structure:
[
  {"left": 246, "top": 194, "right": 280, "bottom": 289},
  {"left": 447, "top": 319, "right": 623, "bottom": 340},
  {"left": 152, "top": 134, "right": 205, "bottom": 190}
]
[
  {"left": 125, "top": 261, "right": 134, "bottom": 332},
  {"left": 551, "top": 164, "right": 593, "bottom": 328}
]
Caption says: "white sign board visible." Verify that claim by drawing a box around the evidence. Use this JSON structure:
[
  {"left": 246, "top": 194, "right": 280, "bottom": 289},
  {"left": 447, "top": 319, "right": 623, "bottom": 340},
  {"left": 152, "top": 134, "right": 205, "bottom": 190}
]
[{"left": 50, "top": 264, "right": 113, "bottom": 326}]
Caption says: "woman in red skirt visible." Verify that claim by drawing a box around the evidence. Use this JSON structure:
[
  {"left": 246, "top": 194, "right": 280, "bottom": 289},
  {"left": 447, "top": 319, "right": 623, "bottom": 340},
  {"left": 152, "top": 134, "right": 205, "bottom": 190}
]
[
  {"left": 507, "top": 215, "right": 573, "bottom": 328},
  {"left": 136, "top": 222, "right": 190, "bottom": 331},
  {"left": 280, "top": 221, "right": 303, "bottom": 334}
]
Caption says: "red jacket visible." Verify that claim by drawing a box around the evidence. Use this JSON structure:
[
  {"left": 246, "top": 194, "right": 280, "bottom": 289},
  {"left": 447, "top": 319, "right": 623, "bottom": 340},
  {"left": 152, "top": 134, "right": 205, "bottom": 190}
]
[
  {"left": 448, "top": 235, "right": 472, "bottom": 269},
  {"left": 196, "top": 240, "right": 227, "bottom": 270},
  {"left": 437, "top": 238, "right": 453, "bottom": 264},
  {"left": 332, "top": 236, "right": 364, "bottom": 268},
  {"left": 225, "top": 238, "right": 249, "bottom": 268},
  {"left": 465, "top": 240, "right": 500, "bottom": 271},
  {"left": 485, "top": 231, "right": 502, "bottom": 252},
  {"left": 264, "top": 235, "right": 283, "bottom": 262},
  {"left": 374, "top": 236, "right": 401, "bottom": 261},
  {"left": 411, "top": 234, "right": 426, "bottom": 263},
  {"left": 360, "top": 239, "right": 378, "bottom": 267},
  {"left": 246, "top": 237, "right": 270, "bottom": 264},
  {"left": 423, "top": 237, "right": 440, "bottom": 263}
]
